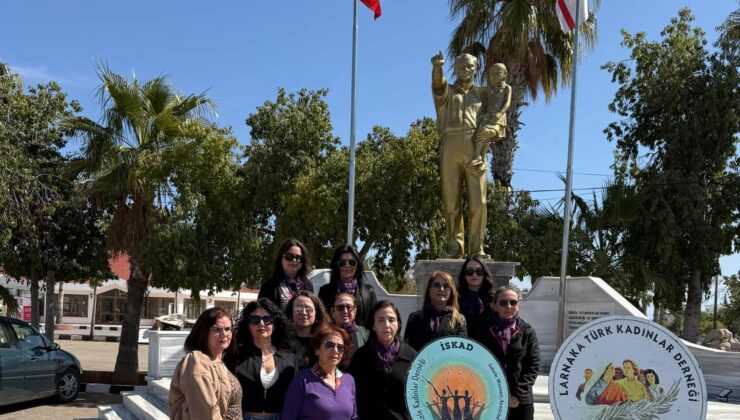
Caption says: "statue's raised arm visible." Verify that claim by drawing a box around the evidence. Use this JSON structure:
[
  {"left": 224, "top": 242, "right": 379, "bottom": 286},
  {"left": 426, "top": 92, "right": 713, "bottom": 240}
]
[{"left": 431, "top": 51, "right": 447, "bottom": 93}]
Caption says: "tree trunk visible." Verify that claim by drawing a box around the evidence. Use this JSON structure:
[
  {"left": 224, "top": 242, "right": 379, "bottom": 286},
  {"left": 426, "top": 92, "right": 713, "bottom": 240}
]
[
  {"left": 57, "top": 281, "right": 64, "bottom": 325},
  {"left": 30, "top": 271, "right": 40, "bottom": 329},
  {"left": 112, "top": 257, "right": 147, "bottom": 385},
  {"left": 44, "top": 269, "right": 56, "bottom": 342},
  {"left": 682, "top": 268, "right": 702, "bottom": 343}
]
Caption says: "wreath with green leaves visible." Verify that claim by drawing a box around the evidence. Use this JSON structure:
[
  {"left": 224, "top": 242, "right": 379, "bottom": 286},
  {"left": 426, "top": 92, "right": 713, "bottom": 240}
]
[{"left": 594, "top": 380, "right": 680, "bottom": 420}]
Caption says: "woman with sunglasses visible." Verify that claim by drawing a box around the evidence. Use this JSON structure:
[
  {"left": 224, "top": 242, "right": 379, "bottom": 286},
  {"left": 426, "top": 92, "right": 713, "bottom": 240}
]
[
  {"left": 259, "top": 238, "right": 314, "bottom": 310},
  {"left": 474, "top": 286, "right": 539, "bottom": 420},
  {"left": 404, "top": 271, "right": 467, "bottom": 351},
  {"left": 285, "top": 290, "right": 330, "bottom": 368},
  {"left": 319, "top": 245, "right": 377, "bottom": 326},
  {"left": 457, "top": 255, "right": 495, "bottom": 335},
  {"left": 349, "top": 300, "right": 417, "bottom": 419},
  {"left": 282, "top": 325, "right": 358, "bottom": 420},
  {"left": 331, "top": 293, "right": 369, "bottom": 370},
  {"left": 230, "top": 299, "right": 297, "bottom": 420},
  {"left": 169, "top": 307, "right": 241, "bottom": 420}
]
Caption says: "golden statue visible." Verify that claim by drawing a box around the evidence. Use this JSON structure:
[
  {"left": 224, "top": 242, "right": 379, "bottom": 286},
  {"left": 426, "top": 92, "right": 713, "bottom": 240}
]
[{"left": 432, "top": 53, "right": 511, "bottom": 259}]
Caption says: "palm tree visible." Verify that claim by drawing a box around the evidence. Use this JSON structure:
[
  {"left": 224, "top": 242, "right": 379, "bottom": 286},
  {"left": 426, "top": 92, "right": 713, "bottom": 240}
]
[
  {"left": 64, "top": 65, "right": 215, "bottom": 384},
  {"left": 447, "top": 0, "right": 598, "bottom": 188}
]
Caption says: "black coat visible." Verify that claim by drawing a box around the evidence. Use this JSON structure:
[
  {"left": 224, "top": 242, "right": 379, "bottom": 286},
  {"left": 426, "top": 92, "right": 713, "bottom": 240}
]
[
  {"left": 348, "top": 340, "right": 417, "bottom": 420},
  {"left": 318, "top": 281, "right": 377, "bottom": 327},
  {"left": 473, "top": 315, "right": 540, "bottom": 405},
  {"left": 233, "top": 348, "right": 298, "bottom": 414},
  {"left": 403, "top": 310, "right": 468, "bottom": 351},
  {"left": 258, "top": 278, "right": 314, "bottom": 309}
]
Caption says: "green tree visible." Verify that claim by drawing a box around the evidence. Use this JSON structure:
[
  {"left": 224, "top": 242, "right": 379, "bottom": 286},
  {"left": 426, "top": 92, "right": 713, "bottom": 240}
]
[
  {"left": 718, "top": 274, "right": 740, "bottom": 334},
  {"left": 139, "top": 126, "right": 259, "bottom": 295},
  {"left": 604, "top": 9, "right": 740, "bottom": 342},
  {"left": 446, "top": 0, "right": 598, "bottom": 187},
  {"left": 64, "top": 66, "right": 217, "bottom": 383}
]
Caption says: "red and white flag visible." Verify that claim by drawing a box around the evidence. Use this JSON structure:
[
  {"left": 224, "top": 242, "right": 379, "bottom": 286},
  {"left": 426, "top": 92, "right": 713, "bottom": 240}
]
[
  {"left": 361, "top": 0, "right": 382, "bottom": 19},
  {"left": 556, "top": 0, "right": 588, "bottom": 32}
]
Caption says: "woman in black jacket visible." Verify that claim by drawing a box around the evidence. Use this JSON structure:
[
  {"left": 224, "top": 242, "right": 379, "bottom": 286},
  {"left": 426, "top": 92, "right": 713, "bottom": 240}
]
[
  {"left": 474, "top": 286, "right": 539, "bottom": 420},
  {"left": 318, "top": 245, "right": 377, "bottom": 326},
  {"left": 456, "top": 254, "right": 495, "bottom": 335},
  {"left": 258, "top": 238, "right": 314, "bottom": 310},
  {"left": 349, "top": 300, "right": 417, "bottom": 420},
  {"left": 230, "top": 299, "right": 297, "bottom": 420},
  {"left": 404, "top": 271, "right": 467, "bottom": 351}
]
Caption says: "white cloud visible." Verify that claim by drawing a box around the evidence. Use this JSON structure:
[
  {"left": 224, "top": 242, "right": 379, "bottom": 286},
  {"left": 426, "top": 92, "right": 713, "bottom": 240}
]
[{"left": 11, "top": 64, "right": 95, "bottom": 89}]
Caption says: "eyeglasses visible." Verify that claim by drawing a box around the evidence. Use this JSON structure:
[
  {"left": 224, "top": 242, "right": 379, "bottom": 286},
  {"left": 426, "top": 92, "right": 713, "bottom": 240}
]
[
  {"left": 283, "top": 252, "right": 304, "bottom": 263},
  {"left": 431, "top": 282, "right": 450, "bottom": 291},
  {"left": 338, "top": 259, "right": 357, "bottom": 268},
  {"left": 322, "top": 340, "right": 346, "bottom": 353},
  {"left": 247, "top": 315, "right": 274, "bottom": 326},
  {"left": 498, "top": 299, "right": 519, "bottom": 307},
  {"left": 293, "top": 305, "right": 315, "bottom": 314},
  {"left": 465, "top": 267, "right": 485, "bottom": 276},
  {"left": 210, "top": 326, "right": 233, "bottom": 334},
  {"left": 334, "top": 304, "right": 355, "bottom": 312}
]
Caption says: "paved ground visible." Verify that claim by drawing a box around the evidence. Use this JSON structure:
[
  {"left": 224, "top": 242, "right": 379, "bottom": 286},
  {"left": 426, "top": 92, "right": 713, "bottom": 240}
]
[
  {"left": 0, "top": 393, "right": 122, "bottom": 420},
  {"left": 57, "top": 339, "right": 149, "bottom": 373}
]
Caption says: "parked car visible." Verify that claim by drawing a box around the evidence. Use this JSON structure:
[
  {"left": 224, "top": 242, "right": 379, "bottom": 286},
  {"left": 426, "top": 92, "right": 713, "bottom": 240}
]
[{"left": 0, "top": 315, "right": 82, "bottom": 407}]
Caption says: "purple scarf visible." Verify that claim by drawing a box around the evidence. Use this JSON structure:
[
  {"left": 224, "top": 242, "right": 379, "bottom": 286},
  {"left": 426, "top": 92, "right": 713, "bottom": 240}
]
[
  {"left": 370, "top": 335, "right": 400, "bottom": 373},
  {"left": 341, "top": 322, "right": 358, "bottom": 334},
  {"left": 285, "top": 276, "right": 307, "bottom": 292},
  {"left": 490, "top": 312, "right": 517, "bottom": 354},
  {"left": 424, "top": 302, "right": 452, "bottom": 333},
  {"left": 460, "top": 290, "right": 484, "bottom": 317},
  {"left": 337, "top": 279, "right": 357, "bottom": 295}
]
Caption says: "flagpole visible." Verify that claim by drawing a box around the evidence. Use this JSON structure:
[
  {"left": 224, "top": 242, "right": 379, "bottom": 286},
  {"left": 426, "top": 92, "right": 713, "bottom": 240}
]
[
  {"left": 347, "top": 0, "right": 359, "bottom": 246},
  {"left": 556, "top": 0, "right": 582, "bottom": 347}
]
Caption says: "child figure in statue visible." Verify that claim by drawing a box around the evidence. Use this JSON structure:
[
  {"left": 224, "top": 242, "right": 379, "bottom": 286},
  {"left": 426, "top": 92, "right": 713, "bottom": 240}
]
[{"left": 469, "top": 63, "right": 511, "bottom": 171}]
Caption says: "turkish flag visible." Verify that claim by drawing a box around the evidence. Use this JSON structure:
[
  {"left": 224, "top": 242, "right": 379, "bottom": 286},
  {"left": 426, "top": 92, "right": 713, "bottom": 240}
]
[{"left": 361, "top": 0, "right": 381, "bottom": 19}]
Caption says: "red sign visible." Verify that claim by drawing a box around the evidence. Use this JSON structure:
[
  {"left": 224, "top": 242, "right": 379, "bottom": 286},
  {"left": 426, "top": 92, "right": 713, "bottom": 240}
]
[{"left": 23, "top": 305, "right": 31, "bottom": 321}]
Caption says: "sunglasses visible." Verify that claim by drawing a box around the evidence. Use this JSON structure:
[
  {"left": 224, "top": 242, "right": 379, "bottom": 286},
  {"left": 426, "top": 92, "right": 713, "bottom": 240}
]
[
  {"left": 334, "top": 304, "right": 355, "bottom": 312},
  {"left": 210, "top": 326, "right": 233, "bottom": 334},
  {"left": 338, "top": 259, "right": 357, "bottom": 268},
  {"left": 283, "top": 252, "right": 304, "bottom": 263},
  {"left": 293, "top": 305, "right": 315, "bottom": 314},
  {"left": 247, "top": 315, "right": 274, "bottom": 325},
  {"left": 498, "top": 299, "right": 519, "bottom": 307},
  {"left": 431, "top": 282, "right": 450, "bottom": 291},
  {"left": 465, "top": 267, "right": 485, "bottom": 276},
  {"left": 322, "top": 340, "right": 347, "bottom": 353}
]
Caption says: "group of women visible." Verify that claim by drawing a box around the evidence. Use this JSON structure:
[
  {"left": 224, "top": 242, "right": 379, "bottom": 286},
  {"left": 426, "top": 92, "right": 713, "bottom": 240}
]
[{"left": 168, "top": 239, "right": 540, "bottom": 420}]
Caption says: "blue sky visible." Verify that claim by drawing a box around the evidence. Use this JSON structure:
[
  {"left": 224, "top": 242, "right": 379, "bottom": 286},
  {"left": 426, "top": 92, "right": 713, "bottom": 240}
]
[{"left": 1, "top": 1, "right": 738, "bottom": 291}]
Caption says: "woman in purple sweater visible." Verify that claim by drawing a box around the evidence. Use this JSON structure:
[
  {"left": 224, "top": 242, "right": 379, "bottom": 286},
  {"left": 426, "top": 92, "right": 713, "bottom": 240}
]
[{"left": 281, "top": 325, "right": 358, "bottom": 420}]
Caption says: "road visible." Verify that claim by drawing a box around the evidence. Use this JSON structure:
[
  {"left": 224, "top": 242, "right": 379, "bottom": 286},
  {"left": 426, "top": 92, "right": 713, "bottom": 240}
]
[
  {"left": 57, "top": 339, "right": 149, "bottom": 373},
  {"left": 0, "top": 393, "right": 122, "bottom": 420}
]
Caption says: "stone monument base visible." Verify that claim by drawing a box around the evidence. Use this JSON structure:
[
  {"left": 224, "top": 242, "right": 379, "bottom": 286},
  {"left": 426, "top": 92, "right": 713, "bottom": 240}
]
[{"left": 412, "top": 259, "right": 519, "bottom": 308}]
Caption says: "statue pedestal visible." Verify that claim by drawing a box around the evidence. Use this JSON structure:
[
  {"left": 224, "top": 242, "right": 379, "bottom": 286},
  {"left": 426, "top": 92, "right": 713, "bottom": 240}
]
[{"left": 411, "top": 259, "right": 519, "bottom": 309}]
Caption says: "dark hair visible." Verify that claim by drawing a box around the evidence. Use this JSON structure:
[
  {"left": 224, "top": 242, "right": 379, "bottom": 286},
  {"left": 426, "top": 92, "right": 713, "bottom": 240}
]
[
  {"left": 310, "top": 324, "right": 351, "bottom": 356},
  {"left": 368, "top": 300, "right": 403, "bottom": 337},
  {"left": 269, "top": 238, "right": 311, "bottom": 284},
  {"left": 457, "top": 255, "right": 494, "bottom": 306},
  {"left": 285, "top": 290, "right": 330, "bottom": 334},
  {"left": 328, "top": 245, "right": 365, "bottom": 287},
  {"left": 643, "top": 368, "right": 660, "bottom": 384},
  {"left": 235, "top": 298, "right": 293, "bottom": 354},
  {"left": 333, "top": 292, "right": 356, "bottom": 306},
  {"left": 184, "top": 307, "right": 236, "bottom": 356}
]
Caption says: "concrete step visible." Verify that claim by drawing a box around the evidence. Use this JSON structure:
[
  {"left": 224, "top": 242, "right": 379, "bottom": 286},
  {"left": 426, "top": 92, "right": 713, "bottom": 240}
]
[
  {"left": 121, "top": 391, "right": 169, "bottom": 420},
  {"left": 98, "top": 404, "right": 134, "bottom": 420},
  {"left": 148, "top": 378, "right": 171, "bottom": 403}
]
